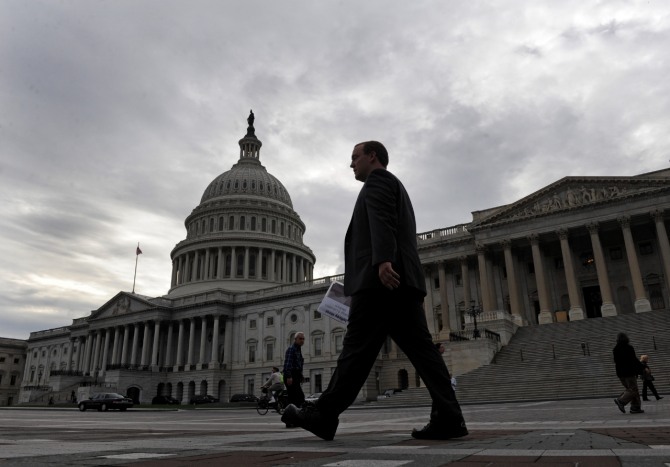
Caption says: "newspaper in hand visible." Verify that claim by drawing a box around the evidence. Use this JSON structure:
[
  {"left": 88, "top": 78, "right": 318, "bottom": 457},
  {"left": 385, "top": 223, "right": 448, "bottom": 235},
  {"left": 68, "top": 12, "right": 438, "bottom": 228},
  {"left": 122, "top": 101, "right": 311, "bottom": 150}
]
[{"left": 317, "top": 281, "right": 351, "bottom": 324}]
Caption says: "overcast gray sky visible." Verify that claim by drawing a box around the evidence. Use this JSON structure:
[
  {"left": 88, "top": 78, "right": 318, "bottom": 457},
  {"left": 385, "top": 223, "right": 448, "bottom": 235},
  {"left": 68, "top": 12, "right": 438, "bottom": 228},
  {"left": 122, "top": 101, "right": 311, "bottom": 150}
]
[{"left": 2, "top": 1, "right": 669, "bottom": 339}]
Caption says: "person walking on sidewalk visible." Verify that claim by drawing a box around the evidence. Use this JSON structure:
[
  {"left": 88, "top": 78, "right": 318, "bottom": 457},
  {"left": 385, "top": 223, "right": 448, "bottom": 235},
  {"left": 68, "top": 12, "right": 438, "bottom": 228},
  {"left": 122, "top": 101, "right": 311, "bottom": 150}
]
[
  {"left": 283, "top": 332, "right": 306, "bottom": 414},
  {"left": 282, "top": 140, "right": 468, "bottom": 441},
  {"left": 640, "top": 355, "right": 663, "bottom": 401},
  {"left": 613, "top": 332, "right": 645, "bottom": 414}
]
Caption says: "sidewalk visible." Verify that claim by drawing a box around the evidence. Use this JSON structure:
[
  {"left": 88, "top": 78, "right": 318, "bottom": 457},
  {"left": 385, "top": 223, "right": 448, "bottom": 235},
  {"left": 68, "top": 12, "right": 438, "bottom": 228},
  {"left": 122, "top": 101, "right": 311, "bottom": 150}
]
[{"left": 1, "top": 398, "right": 670, "bottom": 466}]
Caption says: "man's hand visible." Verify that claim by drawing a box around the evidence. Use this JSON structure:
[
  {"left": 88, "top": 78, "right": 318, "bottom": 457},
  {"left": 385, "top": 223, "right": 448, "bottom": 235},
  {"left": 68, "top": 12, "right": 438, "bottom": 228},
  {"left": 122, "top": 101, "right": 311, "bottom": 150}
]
[{"left": 378, "top": 262, "right": 400, "bottom": 290}]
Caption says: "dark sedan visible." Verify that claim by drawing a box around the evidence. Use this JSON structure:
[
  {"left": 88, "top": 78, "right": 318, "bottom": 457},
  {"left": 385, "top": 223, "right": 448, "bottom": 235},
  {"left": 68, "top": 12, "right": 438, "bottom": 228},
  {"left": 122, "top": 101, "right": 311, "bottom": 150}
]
[
  {"left": 190, "top": 394, "right": 220, "bottom": 404},
  {"left": 229, "top": 393, "right": 258, "bottom": 403},
  {"left": 78, "top": 393, "right": 133, "bottom": 412},
  {"left": 152, "top": 395, "right": 180, "bottom": 405}
]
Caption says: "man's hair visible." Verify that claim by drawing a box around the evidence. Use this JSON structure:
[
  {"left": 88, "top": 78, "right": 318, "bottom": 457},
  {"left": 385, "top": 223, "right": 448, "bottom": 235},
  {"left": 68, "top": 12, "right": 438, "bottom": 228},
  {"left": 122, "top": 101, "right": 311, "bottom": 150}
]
[
  {"left": 272, "top": 366, "right": 279, "bottom": 372},
  {"left": 616, "top": 332, "right": 629, "bottom": 345},
  {"left": 358, "top": 141, "right": 389, "bottom": 168},
  {"left": 295, "top": 332, "right": 305, "bottom": 340}
]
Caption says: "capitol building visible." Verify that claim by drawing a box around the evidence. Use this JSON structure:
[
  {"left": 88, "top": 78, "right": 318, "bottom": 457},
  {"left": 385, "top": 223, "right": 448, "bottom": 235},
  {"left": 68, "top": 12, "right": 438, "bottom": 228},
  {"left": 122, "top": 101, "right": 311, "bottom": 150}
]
[{"left": 12, "top": 113, "right": 670, "bottom": 406}]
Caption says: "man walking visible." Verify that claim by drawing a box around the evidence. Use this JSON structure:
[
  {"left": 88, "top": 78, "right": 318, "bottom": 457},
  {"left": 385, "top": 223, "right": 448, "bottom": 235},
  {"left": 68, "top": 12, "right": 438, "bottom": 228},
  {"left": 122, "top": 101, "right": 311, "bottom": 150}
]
[
  {"left": 282, "top": 141, "right": 468, "bottom": 441},
  {"left": 283, "top": 332, "right": 306, "bottom": 416},
  {"left": 613, "top": 332, "right": 645, "bottom": 414}
]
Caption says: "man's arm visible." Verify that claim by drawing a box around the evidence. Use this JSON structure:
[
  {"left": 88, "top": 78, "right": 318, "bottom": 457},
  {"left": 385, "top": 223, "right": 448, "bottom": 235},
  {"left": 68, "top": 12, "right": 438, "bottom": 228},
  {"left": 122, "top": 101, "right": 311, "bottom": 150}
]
[{"left": 365, "top": 171, "right": 399, "bottom": 267}]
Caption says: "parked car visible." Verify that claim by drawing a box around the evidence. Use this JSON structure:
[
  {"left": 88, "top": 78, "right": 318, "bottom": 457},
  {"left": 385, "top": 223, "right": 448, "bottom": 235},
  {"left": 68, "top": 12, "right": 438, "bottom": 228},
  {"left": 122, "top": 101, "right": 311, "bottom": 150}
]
[
  {"left": 152, "top": 395, "right": 180, "bottom": 405},
  {"left": 190, "top": 394, "right": 220, "bottom": 404},
  {"left": 229, "top": 393, "right": 258, "bottom": 403},
  {"left": 78, "top": 393, "right": 133, "bottom": 412},
  {"left": 305, "top": 392, "right": 322, "bottom": 403}
]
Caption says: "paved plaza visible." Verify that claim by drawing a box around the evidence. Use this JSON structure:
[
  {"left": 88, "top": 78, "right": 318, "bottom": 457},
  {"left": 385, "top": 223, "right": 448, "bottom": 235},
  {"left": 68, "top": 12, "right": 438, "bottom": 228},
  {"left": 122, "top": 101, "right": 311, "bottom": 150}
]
[{"left": 2, "top": 398, "right": 670, "bottom": 466}]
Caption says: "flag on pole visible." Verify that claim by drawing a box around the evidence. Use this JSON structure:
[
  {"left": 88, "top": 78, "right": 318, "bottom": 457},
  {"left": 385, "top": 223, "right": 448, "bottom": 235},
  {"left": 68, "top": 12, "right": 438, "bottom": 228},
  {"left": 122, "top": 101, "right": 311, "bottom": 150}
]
[{"left": 133, "top": 243, "right": 142, "bottom": 293}]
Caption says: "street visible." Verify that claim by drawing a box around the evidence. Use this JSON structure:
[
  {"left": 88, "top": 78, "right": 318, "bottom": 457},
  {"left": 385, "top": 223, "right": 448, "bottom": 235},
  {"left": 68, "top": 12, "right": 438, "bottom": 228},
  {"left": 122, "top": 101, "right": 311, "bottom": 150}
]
[{"left": 2, "top": 398, "right": 670, "bottom": 466}]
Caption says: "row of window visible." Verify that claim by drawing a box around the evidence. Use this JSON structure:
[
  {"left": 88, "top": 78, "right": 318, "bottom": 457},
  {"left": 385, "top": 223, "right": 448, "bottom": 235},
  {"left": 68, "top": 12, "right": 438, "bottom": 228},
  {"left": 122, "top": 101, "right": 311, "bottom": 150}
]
[
  {"left": 246, "top": 333, "right": 344, "bottom": 363},
  {"left": 0, "top": 357, "right": 21, "bottom": 364},
  {"left": 0, "top": 373, "right": 19, "bottom": 386},
  {"left": 248, "top": 310, "right": 322, "bottom": 330},
  {"left": 189, "top": 214, "right": 302, "bottom": 241}
]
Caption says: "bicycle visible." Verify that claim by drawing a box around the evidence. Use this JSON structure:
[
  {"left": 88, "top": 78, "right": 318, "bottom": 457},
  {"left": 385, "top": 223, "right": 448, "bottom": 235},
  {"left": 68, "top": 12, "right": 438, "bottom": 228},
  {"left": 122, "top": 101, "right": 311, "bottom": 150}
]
[{"left": 256, "top": 388, "right": 289, "bottom": 415}]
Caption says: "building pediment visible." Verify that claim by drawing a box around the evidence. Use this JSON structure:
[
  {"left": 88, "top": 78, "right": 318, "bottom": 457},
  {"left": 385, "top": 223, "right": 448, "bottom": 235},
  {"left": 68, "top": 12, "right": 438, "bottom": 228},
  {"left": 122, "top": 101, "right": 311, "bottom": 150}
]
[
  {"left": 472, "top": 176, "right": 670, "bottom": 228},
  {"left": 89, "top": 292, "right": 158, "bottom": 320}
]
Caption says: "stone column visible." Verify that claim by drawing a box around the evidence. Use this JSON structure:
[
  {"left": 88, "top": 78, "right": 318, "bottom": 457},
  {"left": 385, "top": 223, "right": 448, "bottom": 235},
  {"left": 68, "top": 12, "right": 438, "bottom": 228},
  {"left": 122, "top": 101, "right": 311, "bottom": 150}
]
[
  {"left": 460, "top": 256, "right": 471, "bottom": 322},
  {"left": 437, "top": 262, "right": 451, "bottom": 336},
  {"left": 130, "top": 323, "right": 140, "bottom": 366},
  {"left": 292, "top": 255, "right": 297, "bottom": 282},
  {"left": 187, "top": 318, "right": 196, "bottom": 366},
  {"left": 66, "top": 339, "right": 74, "bottom": 371},
  {"left": 83, "top": 335, "right": 93, "bottom": 373},
  {"left": 175, "top": 319, "right": 185, "bottom": 369},
  {"left": 270, "top": 250, "right": 276, "bottom": 281},
  {"left": 618, "top": 216, "right": 652, "bottom": 312},
  {"left": 178, "top": 256, "right": 184, "bottom": 284},
  {"left": 171, "top": 259, "right": 178, "bottom": 287},
  {"left": 100, "top": 330, "right": 111, "bottom": 375},
  {"left": 586, "top": 223, "right": 617, "bottom": 316},
  {"left": 204, "top": 249, "right": 211, "bottom": 280},
  {"left": 111, "top": 327, "right": 120, "bottom": 365},
  {"left": 141, "top": 322, "right": 151, "bottom": 366},
  {"left": 501, "top": 240, "right": 523, "bottom": 324},
  {"left": 210, "top": 315, "right": 220, "bottom": 367},
  {"left": 242, "top": 247, "right": 249, "bottom": 279},
  {"left": 120, "top": 325, "right": 130, "bottom": 365},
  {"left": 652, "top": 210, "right": 670, "bottom": 294},
  {"left": 91, "top": 331, "right": 102, "bottom": 374},
  {"left": 76, "top": 337, "right": 85, "bottom": 372},
  {"left": 198, "top": 317, "right": 208, "bottom": 368},
  {"left": 476, "top": 244, "right": 493, "bottom": 312},
  {"left": 151, "top": 320, "right": 161, "bottom": 368},
  {"left": 486, "top": 254, "right": 497, "bottom": 310},
  {"left": 190, "top": 252, "right": 198, "bottom": 281},
  {"left": 557, "top": 229, "right": 585, "bottom": 320},
  {"left": 165, "top": 321, "right": 174, "bottom": 368},
  {"left": 529, "top": 234, "right": 553, "bottom": 324},
  {"left": 224, "top": 317, "right": 233, "bottom": 368},
  {"left": 231, "top": 247, "right": 237, "bottom": 278},
  {"left": 283, "top": 252, "right": 288, "bottom": 283},
  {"left": 217, "top": 248, "right": 224, "bottom": 278},
  {"left": 423, "top": 267, "right": 437, "bottom": 337}
]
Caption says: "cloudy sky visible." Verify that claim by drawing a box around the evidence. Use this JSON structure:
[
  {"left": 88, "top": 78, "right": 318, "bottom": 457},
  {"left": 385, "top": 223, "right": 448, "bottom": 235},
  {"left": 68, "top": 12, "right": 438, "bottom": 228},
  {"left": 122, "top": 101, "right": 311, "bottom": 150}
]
[{"left": 2, "top": 1, "right": 669, "bottom": 339}]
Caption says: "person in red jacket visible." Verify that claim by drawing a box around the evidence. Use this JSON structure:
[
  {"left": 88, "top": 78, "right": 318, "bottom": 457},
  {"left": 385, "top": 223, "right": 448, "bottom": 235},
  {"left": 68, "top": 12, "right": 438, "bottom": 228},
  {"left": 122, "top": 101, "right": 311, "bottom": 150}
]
[{"left": 613, "top": 332, "right": 645, "bottom": 414}]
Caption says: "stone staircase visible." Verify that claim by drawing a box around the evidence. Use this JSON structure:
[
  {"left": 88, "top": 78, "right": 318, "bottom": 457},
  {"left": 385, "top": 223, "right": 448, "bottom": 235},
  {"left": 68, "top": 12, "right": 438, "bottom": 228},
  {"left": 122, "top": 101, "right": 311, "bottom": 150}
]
[{"left": 374, "top": 310, "right": 670, "bottom": 406}]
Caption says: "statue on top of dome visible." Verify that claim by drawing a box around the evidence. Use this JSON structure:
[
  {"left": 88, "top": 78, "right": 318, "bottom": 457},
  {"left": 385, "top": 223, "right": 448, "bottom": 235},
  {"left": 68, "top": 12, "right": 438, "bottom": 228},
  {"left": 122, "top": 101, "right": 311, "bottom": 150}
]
[{"left": 245, "top": 110, "right": 256, "bottom": 137}]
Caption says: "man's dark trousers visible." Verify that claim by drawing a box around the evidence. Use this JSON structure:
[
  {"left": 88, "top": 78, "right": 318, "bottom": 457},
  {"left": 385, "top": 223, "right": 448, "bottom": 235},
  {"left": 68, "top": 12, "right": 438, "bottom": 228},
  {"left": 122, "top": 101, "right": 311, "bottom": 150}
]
[
  {"left": 287, "top": 372, "right": 305, "bottom": 408},
  {"left": 316, "top": 286, "right": 465, "bottom": 426}
]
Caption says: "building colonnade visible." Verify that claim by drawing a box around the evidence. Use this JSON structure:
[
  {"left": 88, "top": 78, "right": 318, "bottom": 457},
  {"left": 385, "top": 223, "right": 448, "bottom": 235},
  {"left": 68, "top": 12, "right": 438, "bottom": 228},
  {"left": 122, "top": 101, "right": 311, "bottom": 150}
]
[
  {"left": 170, "top": 246, "right": 314, "bottom": 287},
  {"left": 422, "top": 211, "right": 670, "bottom": 335},
  {"left": 22, "top": 315, "right": 236, "bottom": 385}
]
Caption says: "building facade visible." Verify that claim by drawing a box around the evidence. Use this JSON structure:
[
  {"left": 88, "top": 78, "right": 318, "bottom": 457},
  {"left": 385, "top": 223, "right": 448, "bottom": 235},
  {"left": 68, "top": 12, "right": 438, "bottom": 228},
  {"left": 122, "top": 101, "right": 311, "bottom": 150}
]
[
  {"left": 0, "top": 337, "right": 27, "bottom": 406},
  {"left": 17, "top": 114, "right": 670, "bottom": 405}
]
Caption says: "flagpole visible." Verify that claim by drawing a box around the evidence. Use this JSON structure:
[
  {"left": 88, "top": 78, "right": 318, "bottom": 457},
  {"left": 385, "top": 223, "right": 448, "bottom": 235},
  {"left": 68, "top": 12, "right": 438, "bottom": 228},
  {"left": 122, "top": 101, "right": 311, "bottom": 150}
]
[{"left": 132, "top": 242, "right": 140, "bottom": 294}]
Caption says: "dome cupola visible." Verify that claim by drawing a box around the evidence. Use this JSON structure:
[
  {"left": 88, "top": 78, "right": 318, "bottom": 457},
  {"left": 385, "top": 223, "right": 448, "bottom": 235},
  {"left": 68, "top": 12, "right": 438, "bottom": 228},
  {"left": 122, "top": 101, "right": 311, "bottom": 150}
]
[{"left": 167, "top": 111, "right": 315, "bottom": 296}]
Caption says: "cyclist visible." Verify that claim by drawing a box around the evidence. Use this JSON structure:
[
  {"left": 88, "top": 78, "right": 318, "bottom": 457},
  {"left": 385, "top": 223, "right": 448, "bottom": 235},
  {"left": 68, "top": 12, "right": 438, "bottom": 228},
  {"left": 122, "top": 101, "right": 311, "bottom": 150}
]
[{"left": 261, "top": 367, "right": 284, "bottom": 404}]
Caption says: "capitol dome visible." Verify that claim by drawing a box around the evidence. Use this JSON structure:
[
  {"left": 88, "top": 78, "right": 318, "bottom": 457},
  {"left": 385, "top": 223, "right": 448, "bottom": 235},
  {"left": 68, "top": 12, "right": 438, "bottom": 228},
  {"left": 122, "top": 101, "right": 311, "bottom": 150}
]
[
  {"left": 200, "top": 158, "right": 293, "bottom": 208},
  {"left": 167, "top": 111, "right": 315, "bottom": 296}
]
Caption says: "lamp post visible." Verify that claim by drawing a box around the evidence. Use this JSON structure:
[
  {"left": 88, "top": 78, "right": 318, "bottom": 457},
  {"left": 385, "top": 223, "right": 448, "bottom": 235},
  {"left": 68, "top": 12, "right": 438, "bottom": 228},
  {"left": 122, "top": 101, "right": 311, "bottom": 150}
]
[{"left": 467, "top": 305, "right": 483, "bottom": 339}]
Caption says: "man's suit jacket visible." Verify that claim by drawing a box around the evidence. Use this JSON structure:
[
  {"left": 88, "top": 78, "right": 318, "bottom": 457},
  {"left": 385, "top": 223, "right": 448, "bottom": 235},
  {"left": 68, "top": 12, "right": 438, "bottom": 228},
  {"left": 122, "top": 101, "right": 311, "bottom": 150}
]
[{"left": 343, "top": 168, "right": 426, "bottom": 297}]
